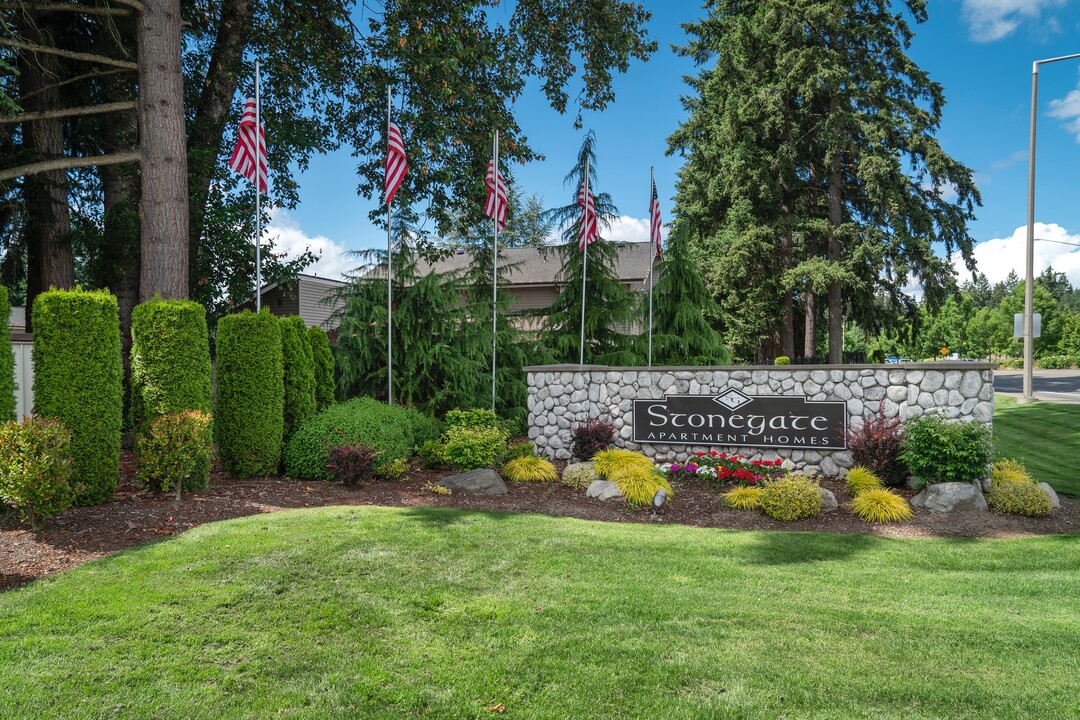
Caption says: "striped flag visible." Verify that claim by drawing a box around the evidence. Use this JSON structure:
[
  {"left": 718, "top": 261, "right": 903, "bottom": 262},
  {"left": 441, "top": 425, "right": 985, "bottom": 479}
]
[
  {"left": 484, "top": 157, "right": 508, "bottom": 230},
  {"left": 650, "top": 177, "right": 662, "bottom": 257},
  {"left": 227, "top": 90, "right": 268, "bottom": 194},
  {"left": 385, "top": 111, "right": 408, "bottom": 206},
  {"left": 577, "top": 177, "right": 598, "bottom": 250}
]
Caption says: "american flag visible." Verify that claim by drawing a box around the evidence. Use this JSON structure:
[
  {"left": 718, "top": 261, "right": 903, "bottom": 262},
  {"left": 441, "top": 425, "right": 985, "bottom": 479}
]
[
  {"left": 484, "top": 158, "right": 508, "bottom": 230},
  {"left": 227, "top": 89, "right": 268, "bottom": 194},
  {"left": 384, "top": 110, "right": 408, "bottom": 206},
  {"left": 650, "top": 177, "right": 662, "bottom": 258},
  {"left": 577, "top": 177, "right": 598, "bottom": 250}
]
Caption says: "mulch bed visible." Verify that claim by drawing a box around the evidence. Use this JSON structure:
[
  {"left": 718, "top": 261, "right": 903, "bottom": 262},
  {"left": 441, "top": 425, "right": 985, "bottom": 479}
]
[{"left": 3, "top": 454, "right": 1078, "bottom": 593}]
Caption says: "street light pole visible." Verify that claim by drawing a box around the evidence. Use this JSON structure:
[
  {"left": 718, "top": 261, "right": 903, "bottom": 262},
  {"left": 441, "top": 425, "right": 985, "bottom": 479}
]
[{"left": 1023, "top": 52, "right": 1080, "bottom": 403}]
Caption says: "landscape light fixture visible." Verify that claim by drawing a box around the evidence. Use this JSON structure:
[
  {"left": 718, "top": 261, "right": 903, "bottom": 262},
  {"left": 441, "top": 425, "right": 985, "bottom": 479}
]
[
  {"left": 1024, "top": 52, "right": 1080, "bottom": 402},
  {"left": 651, "top": 488, "right": 667, "bottom": 517}
]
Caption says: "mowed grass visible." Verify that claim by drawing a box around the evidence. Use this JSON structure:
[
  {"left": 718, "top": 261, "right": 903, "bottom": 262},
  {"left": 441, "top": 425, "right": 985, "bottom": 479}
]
[
  {"left": 2, "top": 507, "right": 1078, "bottom": 719},
  {"left": 995, "top": 395, "right": 1080, "bottom": 496}
]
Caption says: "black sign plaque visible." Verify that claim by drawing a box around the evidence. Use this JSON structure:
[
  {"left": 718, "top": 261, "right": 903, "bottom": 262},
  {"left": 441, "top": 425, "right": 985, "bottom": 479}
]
[{"left": 632, "top": 389, "right": 847, "bottom": 450}]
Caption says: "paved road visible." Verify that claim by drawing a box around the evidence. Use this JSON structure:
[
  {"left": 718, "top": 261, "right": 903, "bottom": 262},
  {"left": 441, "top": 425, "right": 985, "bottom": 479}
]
[{"left": 994, "top": 369, "right": 1080, "bottom": 403}]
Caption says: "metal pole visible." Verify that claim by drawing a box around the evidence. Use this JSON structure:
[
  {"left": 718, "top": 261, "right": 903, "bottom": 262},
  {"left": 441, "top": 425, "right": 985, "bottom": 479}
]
[
  {"left": 255, "top": 60, "right": 262, "bottom": 312},
  {"left": 1023, "top": 52, "right": 1080, "bottom": 403},
  {"left": 648, "top": 166, "right": 655, "bottom": 368},
  {"left": 491, "top": 130, "right": 499, "bottom": 413},
  {"left": 386, "top": 87, "right": 393, "bottom": 405},
  {"left": 579, "top": 154, "right": 590, "bottom": 366}
]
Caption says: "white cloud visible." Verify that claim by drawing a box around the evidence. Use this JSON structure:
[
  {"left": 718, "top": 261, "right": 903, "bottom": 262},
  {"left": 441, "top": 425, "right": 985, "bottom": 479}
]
[
  {"left": 602, "top": 215, "right": 668, "bottom": 244},
  {"left": 264, "top": 209, "right": 355, "bottom": 280},
  {"left": 957, "top": 222, "right": 1080, "bottom": 286},
  {"left": 961, "top": 0, "right": 1067, "bottom": 42},
  {"left": 1048, "top": 84, "right": 1080, "bottom": 142}
]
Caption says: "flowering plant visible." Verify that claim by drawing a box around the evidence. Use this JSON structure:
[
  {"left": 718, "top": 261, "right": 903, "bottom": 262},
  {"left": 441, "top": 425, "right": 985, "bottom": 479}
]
[{"left": 666, "top": 450, "right": 785, "bottom": 486}]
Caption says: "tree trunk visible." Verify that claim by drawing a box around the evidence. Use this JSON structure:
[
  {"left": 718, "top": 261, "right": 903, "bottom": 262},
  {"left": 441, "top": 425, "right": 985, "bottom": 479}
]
[
  {"left": 137, "top": 0, "right": 189, "bottom": 300},
  {"left": 803, "top": 289, "right": 816, "bottom": 359},
  {"left": 826, "top": 99, "right": 844, "bottom": 364}
]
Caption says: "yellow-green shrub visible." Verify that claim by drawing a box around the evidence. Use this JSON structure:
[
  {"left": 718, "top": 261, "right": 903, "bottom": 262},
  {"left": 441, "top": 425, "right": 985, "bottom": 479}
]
[
  {"left": 441, "top": 425, "right": 507, "bottom": 471},
  {"left": 851, "top": 488, "right": 913, "bottom": 523},
  {"left": 135, "top": 411, "right": 214, "bottom": 498},
  {"left": 759, "top": 475, "right": 822, "bottom": 522},
  {"left": 561, "top": 462, "right": 598, "bottom": 490},
  {"left": 613, "top": 466, "right": 673, "bottom": 508},
  {"left": 723, "top": 485, "right": 763, "bottom": 511},
  {"left": 987, "top": 481, "right": 1054, "bottom": 517},
  {"left": 503, "top": 456, "right": 557, "bottom": 483},
  {"left": 991, "top": 459, "right": 1032, "bottom": 486},
  {"left": 846, "top": 466, "right": 883, "bottom": 497},
  {"left": 592, "top": 448, "right": 654, "bottom": 480}
]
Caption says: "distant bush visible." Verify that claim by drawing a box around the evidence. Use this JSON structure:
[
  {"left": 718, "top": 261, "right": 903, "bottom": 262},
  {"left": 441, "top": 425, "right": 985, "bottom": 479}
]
[
  {"left": 307, "top": 325, "right": 336, "bottom": 411},
  {"left": 759, "top": 475, "right": 821, "bottom": 522},
  {"left": 503, "top": 455, "right": 558, "bottom": 483},
  {"left": 773, "top": 355, "right": 790, "bottom": 365},
  {"left": 129, "top": 298, "right": 212, "bottom": 436},
  {"left": 441, "top": 425, "right": 507, "bottom": 471},
  {"left": 1036, "top": 355, "right": 1075, "bottom": 370},
  {"left": 901, "top": 415, "right": 992, "bottom": 488},
  {"left": 32, "top": 288, "right": 122, "bottom": 505},
  {"left": 846, "top": 409, "right": 908, "bottom": 487},
  {"left": 135, "top": 411, "right": 213, "bottom": 498},
  {"left": 0, "top": 285, "right": 15, "bottom": 422},
  {"left": 0, "top": 417, "right": 72, "bottom": 532},
  {"left": 851, "top": 488, "right": 913, "bottom": 524},
  {"left": 987, "top": 481, "right": 1053, "bottom": 517},
  {"left": 571, "top": 417, "right": 614, "bottom": 461},
  {"left": 283, "top": 397, "right": 439, "bottom": 480},
  {"left": 561, "top": 462, "right": 598, "bottom": 490},
  {"left": 325, "top": 440, "right": 381, "bottom": 486},
  {"left": 997, "top": 358, "right": 1023, "bottom": 370},
  {"left": 723, "top": 485, "right": 763, "bottom": 511},
  {"left": 845, "top": 466, "right": 884, "bottom": 497},
  {"left": 376, "top": 457, "right": 409, "bottom": 480},
  {"left": 281, "top": 316, "right": 316, "bottom": 447},
  {"left": 416, "top": 439, "right": 447, "bottom": 469},
  {"left": 215, "top": 310, "right": 284, "bottom": 477}
]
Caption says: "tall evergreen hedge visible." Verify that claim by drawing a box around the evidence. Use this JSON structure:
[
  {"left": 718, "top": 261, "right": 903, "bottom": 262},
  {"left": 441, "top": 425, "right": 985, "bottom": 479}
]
[
  {"left": 281, "top": 316, "right": 316, "bottom": 445},
  {"left": 307, "top": 325, "right": 335, "bottom": 411},
  {"left": 0, "top": 285, "right": 15, "bottom": 422},
  {"left": 215, "top": 310, "right": 284, "bottom": 476},
  {"left": 32, "top": 288, "right": 122, "bottom": 505},
  {"left": 130, "top": 297, "right": 212, "bottom": 435}
]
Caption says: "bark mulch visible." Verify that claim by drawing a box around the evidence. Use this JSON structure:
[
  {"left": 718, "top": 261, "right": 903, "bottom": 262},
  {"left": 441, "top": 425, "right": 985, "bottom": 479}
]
[{"left": 3, "top": 454, "right": 1078, "bottom": 593}]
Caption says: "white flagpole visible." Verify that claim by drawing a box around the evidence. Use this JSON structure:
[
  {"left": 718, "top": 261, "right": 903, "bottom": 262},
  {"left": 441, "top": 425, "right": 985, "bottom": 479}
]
[
  {"left": 255, "top": 60, "right": 262, "bottom": 312},
  {"left": 491, "top": 130, "right": 499, "bottom": 413},
  {"left": 386, "top": 87, "right": 394, "bottom": 405},
  {"left": 579, "top": 154, "right": 590, "bottom": 366},
  {"left": 648, "top": 166, "right": 655, "bottom": 368}
]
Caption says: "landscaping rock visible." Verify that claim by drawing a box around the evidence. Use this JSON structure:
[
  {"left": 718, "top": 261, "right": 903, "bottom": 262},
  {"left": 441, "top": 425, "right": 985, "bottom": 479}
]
[
  {"left": 818, "top": 487, "right": 838, "bottom": 512},
  {"left": 910, "top": 482, "right": 988, "bottom": 513},
  {"left": 438, "top": 469, "right": 507, "bottom": 495},
  {"left": 586, "top": 480, "right": 625, "bottom": 501},
  {"left": 1040, "top": 483, "right": 1061, "bottom": 510}
]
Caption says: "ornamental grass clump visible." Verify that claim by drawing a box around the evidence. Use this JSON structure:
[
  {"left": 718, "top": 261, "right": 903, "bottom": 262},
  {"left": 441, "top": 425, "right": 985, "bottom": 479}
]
[
  {"left": 592, "top": 448, "right": 654, "bottom": 480},
  {"left": 723, "top": 485, "right": 764, "bottom": 511},
  {"left": 987, "top": 481, "right": 1054, "bottom": 517},
  {"left": 846, "top": 466, "right": 883, "bottom": 497},
  {"left": 503, "top": 456, "right": 558, "bottom": 483},
  {"left": 759, "top": 475, "right": 822, "bottom": 522},
  {"left": 851, "top": 488, "right": 913, "bottom": 524},
  {"left": 614, "top": 466, "right": 674, "bottom": 509}
]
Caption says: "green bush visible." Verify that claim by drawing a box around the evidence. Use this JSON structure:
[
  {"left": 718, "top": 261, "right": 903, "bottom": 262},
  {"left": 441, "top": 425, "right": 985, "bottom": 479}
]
[
  {"left": 445, "top": 408, "right": 500, "bottom": 430},
  {"left": 215, "top": 310, "right": 284, "bottom": 477},
  {"left": 773, "top": 355, "right": 790, "bottom": 365},
  {"left": 987, "top": 481, "right": 1054, "bottom": 517},
  {"left": 759, "top": 475, "right": 822, "bottom": 522},
  {"left": 0, "top": 285, "right": 15, "bottom": 422},
  {"left": 283, "top": 397, "right": 440, "bottom": 480},
  {"left": 901, "top": 415, "right": 992, "bottom": 488},
  {"left": 135, "top": 411, "right": 213, "bottom": 497},
  {"left": 129, "top": 298, "right": 212, "bottom": 436},
  {"left": 441, "top": 425, "right": 507, "bottom": 471},
  {"left": 0, "top": 417, "right": 72, "bottom": 532},
  {"left": 308, "top": 325, "right": 335, "bottom": 411},
  {"left": 997, "top": 358, "right": 1023, "bottom": 370},
  {"left": 1036, "top": 355, "right": 1075, "bottom": 370},
  {"left": 281, "top": 316, "right": 316, "bottom": 446},
  {"left": 417, "top": 439, "right": 447, "bottom": 469},
  {"left": 32, "top": 288, "right": 122, "bottom": 505},
  {"left": 498, "top": 440, "right": 535, "bottom": 465},
  {"left": 561, "top": 462, "right": 598, "bottom": 490}
]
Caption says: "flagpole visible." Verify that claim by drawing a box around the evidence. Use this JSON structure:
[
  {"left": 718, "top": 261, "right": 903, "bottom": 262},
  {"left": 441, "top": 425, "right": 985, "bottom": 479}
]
[
  {"left": 648, "top": 166, "right": 655, "bottom": 368},
  {"left": 491, "top": 130, "right": 499, "bottom": 413},
  {"left": 386, "top": 87, "right": 394, "bottom": 406},
  {"left": 579, "top": 154, "right": 590, "bottom": 366},
  {"left": 254, "top": 60, "right": 262, "bottom": 312}
]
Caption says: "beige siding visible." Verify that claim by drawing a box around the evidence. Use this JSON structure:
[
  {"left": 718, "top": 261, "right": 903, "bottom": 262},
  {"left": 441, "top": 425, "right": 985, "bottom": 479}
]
[
  {"left": 13, "top": 340, "right": 32, "bottom": 421},
  {"left": 299, "top": 277, "right": 346, "bottom": 330},
  {"left": 505, "top": 285, "right": 557, "bottom": 313}
]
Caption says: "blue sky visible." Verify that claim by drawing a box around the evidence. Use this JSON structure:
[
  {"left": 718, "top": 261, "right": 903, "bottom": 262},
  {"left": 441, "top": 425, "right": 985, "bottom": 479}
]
[{"left": 268, "top": 0, "right": 1080, "bottom": 290}]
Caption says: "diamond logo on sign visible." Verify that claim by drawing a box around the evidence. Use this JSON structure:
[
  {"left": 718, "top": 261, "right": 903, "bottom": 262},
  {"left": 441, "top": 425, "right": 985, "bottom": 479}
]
[{"left": 713, "top": 388, "right": 752, "bottom": 411}]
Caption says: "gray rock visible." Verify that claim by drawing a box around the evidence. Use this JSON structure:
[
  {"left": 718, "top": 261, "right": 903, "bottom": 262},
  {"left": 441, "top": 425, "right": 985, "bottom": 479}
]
[
  {"left": 960, "top": 370, "right": 983, "bottom": 398},
  {"left": 439, "top": 469, "right": 508, "bottom": 495},
  {"left": 586, "top": 479, "right": 626, "bottom": 501},
  {"left": 1040, "top": 482, "right": 1061, "bottom": 510},
  {"left": 973, "top": 401, "right": 994, "bottom": 423},
  {"left": 818, "top": 487, "right": 838, "bottom": 511},
  {"left": 909, "top": 482, "right": 988, "bottom": 512},
  {"left": 920, "top": 371, "right": 945, "bottom": 393}
]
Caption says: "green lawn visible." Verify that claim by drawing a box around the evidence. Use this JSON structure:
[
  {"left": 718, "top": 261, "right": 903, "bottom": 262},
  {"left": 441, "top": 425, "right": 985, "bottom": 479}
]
[
  {"left": 994, "top": 395, "right": 1080, "bottom": 496},
  {"left": 2, "top": 506, "right": 1078, "bottom": 719}
]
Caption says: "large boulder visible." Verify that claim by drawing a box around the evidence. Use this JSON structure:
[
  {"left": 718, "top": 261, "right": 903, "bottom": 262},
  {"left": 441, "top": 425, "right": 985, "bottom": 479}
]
[
  {"left": 438, "top": 469, "right": 507, "bottom": 495},
  {"left": 910, "top": 482, "right": 988, "bottom": 513},
  {"left": 586, "top": 479, "right": 625, "bottom": 502},
  {"left": 1040, "top": 482, "right": 1061, "bottom": 510},
  {"left": 818, "top": 487, "right": 838, "bottom": 512}
]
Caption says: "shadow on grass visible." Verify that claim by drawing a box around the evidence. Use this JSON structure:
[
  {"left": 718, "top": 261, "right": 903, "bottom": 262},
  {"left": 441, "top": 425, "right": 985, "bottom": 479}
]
[
  {"left": 741, "top": 530, "right": 885, "bottom": 565},
  {"left": 399, "top": 506, "right": 521, "bottom": 527}
]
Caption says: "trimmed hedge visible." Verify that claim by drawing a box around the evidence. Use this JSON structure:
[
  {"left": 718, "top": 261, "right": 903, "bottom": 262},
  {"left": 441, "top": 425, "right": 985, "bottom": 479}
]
[
  {"left": 0, "top": 285, "right": 14, "bottom": 421},
  {"left": 308, "top": 325, "right": 335, "bottom": 411},
  {"left": 129, "top": 297, "right": 212, "bottom": 435},
  {"left": 281, "top": 316, "right": 316, "bottom": 445},
  {"left": 215, "top": 310, "right": 284, "bottom": 477},
  {"left": 284, "top": 397, "right": 440, "bottom": 480},
  {"left": 32, "top": 288, "right": 122, "bottom": 505}
]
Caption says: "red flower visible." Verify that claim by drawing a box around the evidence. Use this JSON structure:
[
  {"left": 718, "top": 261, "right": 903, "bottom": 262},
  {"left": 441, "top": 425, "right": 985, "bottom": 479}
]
[
  {"left": 709, "top": 450, "right": 719, "bottom": 456},
  {"left": 695, "top": 451, "right": 704, "bottom": 457}
]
